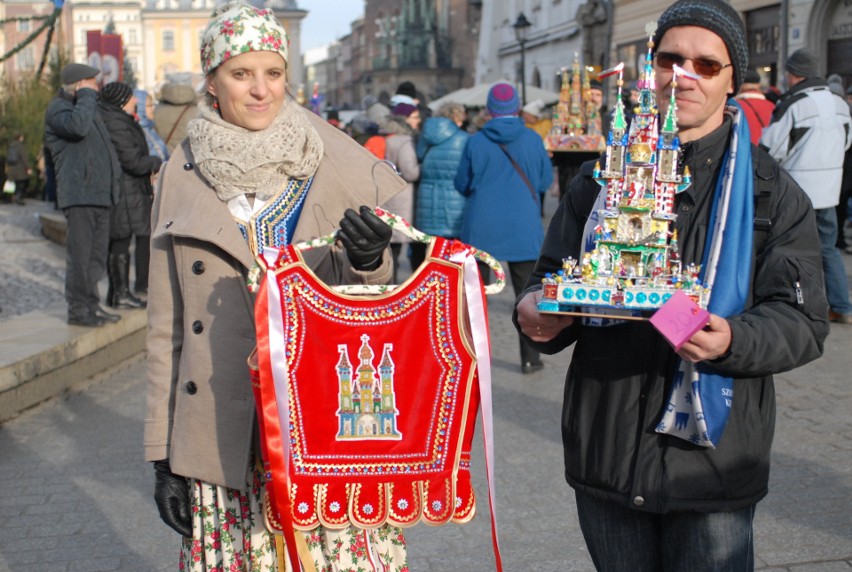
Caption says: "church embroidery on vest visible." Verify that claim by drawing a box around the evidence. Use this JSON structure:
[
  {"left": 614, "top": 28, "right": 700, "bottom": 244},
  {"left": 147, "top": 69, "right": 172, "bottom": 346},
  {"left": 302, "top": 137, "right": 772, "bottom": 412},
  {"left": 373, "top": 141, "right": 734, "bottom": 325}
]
[{"left": 336, "top": 334, "right": 402, "bottom": 440}]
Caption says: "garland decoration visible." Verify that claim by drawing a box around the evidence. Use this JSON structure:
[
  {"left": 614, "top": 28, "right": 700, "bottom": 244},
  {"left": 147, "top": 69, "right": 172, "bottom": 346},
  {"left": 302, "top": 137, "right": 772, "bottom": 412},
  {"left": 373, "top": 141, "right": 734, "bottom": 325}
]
[
  {"left": 0, "top": 6, "right": 63, "bottom": 67},
  {"left": 36, "top": 11, "right": 58, "bottom": 79},
  {"left": 0, "top": 15, "right": 51, "bottom": 25}
]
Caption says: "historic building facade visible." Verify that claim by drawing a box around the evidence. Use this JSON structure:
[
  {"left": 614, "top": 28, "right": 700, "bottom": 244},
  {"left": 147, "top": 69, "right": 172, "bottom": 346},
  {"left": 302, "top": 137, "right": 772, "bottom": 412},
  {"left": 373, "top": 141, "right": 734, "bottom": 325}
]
[
  {"left": 304, "top": 0, "right": 482, "bottom": 110},
  {"left": 139, "top": 0, "right": 305, "bottom": 92},
  {"left": 474, "top": 0, "right": 588, "bottom": 94},
  {"left": 0, "top": 0, "right": 306, "bottom": 92},
  {"left": 610, "top": 1, "right": 849, "bottom": 92},
  {"left": 1, "top": 0, "right": 64, "bottom": 80}
]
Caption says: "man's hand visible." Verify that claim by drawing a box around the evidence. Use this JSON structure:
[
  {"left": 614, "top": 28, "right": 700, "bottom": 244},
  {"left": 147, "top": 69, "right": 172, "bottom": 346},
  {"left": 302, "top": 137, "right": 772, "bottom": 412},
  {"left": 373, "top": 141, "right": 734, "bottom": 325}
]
[
  {"left": 677, "top": 313, "right": 732, "bottom": 363},
  {"left": 516, "top": 290, "right": 575, "bottom": 342},
  {"left": 78, "top": 77, "right": 99, "bottom": 92}
]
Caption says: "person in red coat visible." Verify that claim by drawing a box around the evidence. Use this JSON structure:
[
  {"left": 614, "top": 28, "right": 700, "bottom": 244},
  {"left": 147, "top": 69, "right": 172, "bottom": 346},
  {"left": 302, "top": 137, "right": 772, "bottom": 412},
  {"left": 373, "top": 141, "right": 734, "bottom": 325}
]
[{"left": 735, "top": 69, "right": 775, "bottom": 145}]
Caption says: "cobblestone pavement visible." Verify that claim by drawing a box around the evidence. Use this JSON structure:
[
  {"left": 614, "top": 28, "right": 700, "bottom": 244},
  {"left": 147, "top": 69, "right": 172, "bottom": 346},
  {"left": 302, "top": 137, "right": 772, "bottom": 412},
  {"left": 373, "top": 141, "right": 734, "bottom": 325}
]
[
  {"left": 0, "top": 197, "right": 851, "bottom": 571},
  {"left": 0, "top": 200, "right": 66, "bottom": 322}
]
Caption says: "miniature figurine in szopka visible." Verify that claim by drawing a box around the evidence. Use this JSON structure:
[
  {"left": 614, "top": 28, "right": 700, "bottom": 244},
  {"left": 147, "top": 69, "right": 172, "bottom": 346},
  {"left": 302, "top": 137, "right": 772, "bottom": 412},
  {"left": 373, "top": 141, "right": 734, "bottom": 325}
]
[
  {"left": 537, "top": 32, "right": 710, "bottom": 317},
  {"left": 545, "top": 54, "right": 607, "bottom": 153}
]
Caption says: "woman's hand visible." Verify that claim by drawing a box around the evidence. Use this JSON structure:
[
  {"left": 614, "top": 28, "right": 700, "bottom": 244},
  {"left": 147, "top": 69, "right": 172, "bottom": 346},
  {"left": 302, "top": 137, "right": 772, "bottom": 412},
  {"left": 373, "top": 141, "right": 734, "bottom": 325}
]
[
  {"left": 153, "top": 459, "right": 193, "bottom": 537},
  {"left": 338, "top": 206, "right": 392, "bottom": 271},
  {"left": 516, "top": 290, "right": 574, "bottom": 342}
]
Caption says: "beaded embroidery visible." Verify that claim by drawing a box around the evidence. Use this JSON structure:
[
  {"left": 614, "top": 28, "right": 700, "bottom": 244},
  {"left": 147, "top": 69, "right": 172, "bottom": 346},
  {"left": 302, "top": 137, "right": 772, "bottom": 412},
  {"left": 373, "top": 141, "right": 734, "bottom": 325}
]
[
  {"left": 252, "top": 237, "right": 481, "bottom": 531},
  {"left": 235, "top": 177, "right": 312, "bottom": 255}
]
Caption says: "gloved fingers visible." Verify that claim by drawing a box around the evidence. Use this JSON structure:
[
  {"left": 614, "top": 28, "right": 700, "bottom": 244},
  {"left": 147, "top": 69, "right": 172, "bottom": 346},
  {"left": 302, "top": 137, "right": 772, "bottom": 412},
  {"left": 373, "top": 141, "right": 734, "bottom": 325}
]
[
  {"left": 154, "top": 462, "right": 193, "bottom": 538},
  {"left": 357, "top": 206, "right": 392, "bottom": 240},
  {"left": 158, "top": 494, "right": 193, "bottom": 537},
  {"left": 336, "top": 226, "right": 358, "bottom": 252},
  {"left": 340, "top": 208, "right": 382, "bottom": 245}
]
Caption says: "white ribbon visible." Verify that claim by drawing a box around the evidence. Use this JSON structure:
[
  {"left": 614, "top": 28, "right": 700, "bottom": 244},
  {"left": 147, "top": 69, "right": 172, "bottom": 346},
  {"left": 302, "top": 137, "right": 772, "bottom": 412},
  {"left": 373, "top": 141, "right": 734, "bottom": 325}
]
[
  {"left": 262, "top": 246, "right": 292, "bottom": 479},
  {"left": 450, "top": 248, "right": 503, "bottom": 565}
]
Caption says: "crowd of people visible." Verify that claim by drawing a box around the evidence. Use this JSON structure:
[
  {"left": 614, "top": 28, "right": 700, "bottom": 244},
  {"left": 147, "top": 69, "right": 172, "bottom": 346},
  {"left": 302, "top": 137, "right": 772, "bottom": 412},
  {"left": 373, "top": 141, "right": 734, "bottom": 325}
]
[
  {"left": 3, "top": 0, "right": 851, "bottom": 569},
  {"left": 40, "top": 64, "right": 186, "bottom": 327}
]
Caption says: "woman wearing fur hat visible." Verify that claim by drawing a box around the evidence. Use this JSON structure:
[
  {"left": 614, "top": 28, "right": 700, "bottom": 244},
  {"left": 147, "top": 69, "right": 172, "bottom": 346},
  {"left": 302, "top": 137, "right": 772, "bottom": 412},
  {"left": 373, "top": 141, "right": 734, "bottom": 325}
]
[
  {"left": 144, "top": 2, "right": 408, "bottom": 570},
  {"left": 99, "top": 81, "right": 162, "bottom": 309}
]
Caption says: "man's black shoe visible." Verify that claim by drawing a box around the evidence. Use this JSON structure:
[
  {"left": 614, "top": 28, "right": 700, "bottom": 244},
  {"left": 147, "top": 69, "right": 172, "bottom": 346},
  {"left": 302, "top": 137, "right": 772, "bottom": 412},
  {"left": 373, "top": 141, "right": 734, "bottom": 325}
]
[
  {"left": 93, "top": 307, "right": 121, "bottom": 323},
  {"left": 521, "top": 361, "right": 544, "bottom": 374},
  {"left": 68, "top": 314, "right": 106, "bottom": 327}
]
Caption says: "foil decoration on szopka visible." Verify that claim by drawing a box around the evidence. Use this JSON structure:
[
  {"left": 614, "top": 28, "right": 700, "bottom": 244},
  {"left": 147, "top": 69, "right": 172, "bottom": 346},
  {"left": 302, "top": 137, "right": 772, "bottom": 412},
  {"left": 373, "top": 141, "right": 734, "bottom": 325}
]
[
  {"left": 537, "top": 22, "right": 710, "bottom": 318},
  {"left": 544, "top": 53, "right": 607, "bottom": 152}
]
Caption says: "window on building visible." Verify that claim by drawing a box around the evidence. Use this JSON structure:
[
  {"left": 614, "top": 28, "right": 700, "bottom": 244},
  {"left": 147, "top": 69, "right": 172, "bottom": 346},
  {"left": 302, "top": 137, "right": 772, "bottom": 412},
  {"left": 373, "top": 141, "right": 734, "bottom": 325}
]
[
  {"left": 17, "top": 19, "right": 31, "bottom": 33},
  {"left": 17, "top": 47, "right": 35, "bottom": 71},
  {"left": 163, "top": 30, "right": 175, "bottom": 52},
  {"left": 129, "top": 29, "right": 138, "bottom": 44}
]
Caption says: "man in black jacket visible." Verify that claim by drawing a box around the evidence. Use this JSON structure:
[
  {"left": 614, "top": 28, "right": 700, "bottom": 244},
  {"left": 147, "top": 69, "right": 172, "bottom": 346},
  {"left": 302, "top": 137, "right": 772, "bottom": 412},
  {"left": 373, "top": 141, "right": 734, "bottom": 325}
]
[
  {"left": 44, "top": 63, "right": 121, "bottom": 327},
  {"left": 514, "top": 0, "right": 828, "bottom": 569}
]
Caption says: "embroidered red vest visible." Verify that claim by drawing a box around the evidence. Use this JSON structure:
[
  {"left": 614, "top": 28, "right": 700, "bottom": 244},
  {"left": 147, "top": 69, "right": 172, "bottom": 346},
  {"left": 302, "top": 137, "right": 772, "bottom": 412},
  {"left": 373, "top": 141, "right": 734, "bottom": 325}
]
[{"left": 252, "top": 238, "right": 485, "bottom": 532}]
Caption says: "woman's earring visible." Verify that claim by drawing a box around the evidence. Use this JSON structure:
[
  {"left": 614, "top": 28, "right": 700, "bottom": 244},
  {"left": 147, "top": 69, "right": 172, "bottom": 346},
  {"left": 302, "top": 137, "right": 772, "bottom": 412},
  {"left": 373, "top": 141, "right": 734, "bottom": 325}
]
[{"left": 212, "top": 97, "right": 219, "bottom": 109}]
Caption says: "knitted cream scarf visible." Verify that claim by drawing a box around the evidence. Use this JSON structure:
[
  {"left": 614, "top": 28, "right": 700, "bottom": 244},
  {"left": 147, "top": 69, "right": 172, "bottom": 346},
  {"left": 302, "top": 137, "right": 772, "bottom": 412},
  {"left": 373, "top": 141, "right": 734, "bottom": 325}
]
[{"left": 188, "top": 97, "right": 324, "bottom": 202}]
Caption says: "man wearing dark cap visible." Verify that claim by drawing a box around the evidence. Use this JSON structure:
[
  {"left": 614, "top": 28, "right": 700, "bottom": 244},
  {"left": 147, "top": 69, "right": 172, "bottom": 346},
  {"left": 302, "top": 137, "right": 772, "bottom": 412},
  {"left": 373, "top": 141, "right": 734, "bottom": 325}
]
[
  {"left": 44, "top": 63, "right": 121, "bottom": 327},
  {"left": 735, "top": 69, "right": 774, "bottom": 144},
  {"left": 395, "top": 80, "right": 417, "bottom": 101},
  {"left": 587, "top": 78, "right": 612, "bottom": 134},
  {"left": 515, "top": 1, "right": 828, "bottom": 568},
  {"left": 761, "top": 48, "right": 852, "bottom": 324}
]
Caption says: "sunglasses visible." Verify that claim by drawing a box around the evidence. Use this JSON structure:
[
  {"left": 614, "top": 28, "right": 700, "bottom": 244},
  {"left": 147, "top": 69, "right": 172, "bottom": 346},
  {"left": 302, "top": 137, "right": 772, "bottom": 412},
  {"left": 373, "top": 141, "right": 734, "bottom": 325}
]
[{"left": 655, "top": 51, "right": 733, "bottom": 79}]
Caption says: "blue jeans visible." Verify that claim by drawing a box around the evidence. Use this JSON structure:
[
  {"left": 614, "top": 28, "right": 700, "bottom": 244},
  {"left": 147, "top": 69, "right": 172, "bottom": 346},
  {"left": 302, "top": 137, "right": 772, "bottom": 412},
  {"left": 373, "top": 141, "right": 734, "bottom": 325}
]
[
  {"left": 575, "top": 490, "right": 755, "bottom": 571},
  {"left": 815, "top": 208, "right": 852, "bottom": 314}
]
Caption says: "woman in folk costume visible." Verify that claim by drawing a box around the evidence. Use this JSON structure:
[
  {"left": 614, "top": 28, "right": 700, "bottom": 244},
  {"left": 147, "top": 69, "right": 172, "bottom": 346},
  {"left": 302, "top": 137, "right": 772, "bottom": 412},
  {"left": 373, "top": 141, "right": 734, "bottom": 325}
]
[{"left": 144, "top": 2, "right": 409, "bottom": 570}]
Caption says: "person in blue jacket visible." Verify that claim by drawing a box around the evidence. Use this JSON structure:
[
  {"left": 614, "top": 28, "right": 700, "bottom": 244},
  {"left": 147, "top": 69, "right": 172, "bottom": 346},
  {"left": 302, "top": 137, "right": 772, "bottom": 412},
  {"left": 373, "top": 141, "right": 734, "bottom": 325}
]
[
  {"left": 134, "top": 89, "right": 170, "bottom": 163},
  {"left": 454, "top": 82, "right": 553, "bottom": 374},
  {"left": 410, "top": 101, "right": 470, "bottom": 270}
]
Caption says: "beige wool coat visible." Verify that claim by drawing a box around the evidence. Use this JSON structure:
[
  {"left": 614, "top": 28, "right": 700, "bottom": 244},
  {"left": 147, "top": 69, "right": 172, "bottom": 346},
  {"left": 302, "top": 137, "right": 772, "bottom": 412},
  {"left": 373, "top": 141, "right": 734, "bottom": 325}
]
[{"left": 144, "top": 112, "right": 406, "bottom": 490}]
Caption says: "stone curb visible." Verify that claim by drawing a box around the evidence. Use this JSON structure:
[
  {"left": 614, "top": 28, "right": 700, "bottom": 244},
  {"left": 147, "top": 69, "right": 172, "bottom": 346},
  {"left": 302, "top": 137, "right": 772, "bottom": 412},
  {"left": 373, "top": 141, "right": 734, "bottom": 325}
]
[
  {"left": 38, "top": 211, "right": 67, "bottom": 245},
  {"left": 0, "top": 306, "right": 147, "bottom": 424}
]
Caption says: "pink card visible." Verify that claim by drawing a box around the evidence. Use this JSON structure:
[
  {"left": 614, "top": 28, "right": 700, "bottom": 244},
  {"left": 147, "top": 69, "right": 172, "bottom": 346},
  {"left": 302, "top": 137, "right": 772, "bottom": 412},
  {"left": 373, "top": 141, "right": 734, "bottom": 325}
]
[{"left": 649, "top": 290, "right": 710, "bottom": 351}]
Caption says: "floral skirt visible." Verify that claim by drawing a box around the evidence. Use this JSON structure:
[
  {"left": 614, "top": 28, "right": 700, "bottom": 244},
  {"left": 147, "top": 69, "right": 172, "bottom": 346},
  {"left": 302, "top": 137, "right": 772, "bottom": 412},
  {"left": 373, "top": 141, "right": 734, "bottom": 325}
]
[{"left": 179, "top": 461, "right": 408, "bottom": 572}]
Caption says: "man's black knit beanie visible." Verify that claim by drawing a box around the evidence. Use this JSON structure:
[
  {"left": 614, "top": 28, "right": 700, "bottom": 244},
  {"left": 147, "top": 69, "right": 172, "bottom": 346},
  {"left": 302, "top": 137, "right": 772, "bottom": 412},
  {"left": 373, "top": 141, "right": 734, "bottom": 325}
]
[{"left": 653, "top": 0, "right": 748, "bottom": 94}]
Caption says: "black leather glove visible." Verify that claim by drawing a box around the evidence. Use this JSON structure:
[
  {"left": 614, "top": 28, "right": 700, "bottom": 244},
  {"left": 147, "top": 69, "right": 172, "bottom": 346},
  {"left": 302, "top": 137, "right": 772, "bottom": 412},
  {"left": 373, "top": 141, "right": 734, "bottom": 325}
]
[
  {"left": 338, "top": 206, "right": 392, "bottom": 271},
  {"left": 153, "top": 459, "right": 193, "bottom": 538}
]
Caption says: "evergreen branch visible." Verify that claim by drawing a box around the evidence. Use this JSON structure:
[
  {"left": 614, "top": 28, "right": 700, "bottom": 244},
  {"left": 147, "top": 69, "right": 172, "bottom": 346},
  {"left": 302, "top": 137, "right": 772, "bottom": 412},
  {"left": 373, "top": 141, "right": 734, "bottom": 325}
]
[{"left": 0, "top": 9, "right": 59, "bottom": 65}]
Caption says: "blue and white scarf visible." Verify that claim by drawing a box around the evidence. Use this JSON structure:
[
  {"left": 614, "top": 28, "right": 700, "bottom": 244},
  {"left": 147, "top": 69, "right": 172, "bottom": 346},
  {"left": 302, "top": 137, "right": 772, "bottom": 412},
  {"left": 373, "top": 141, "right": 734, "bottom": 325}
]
[{"left": 655, "top": 104, "right": 753, "bottom": 448}]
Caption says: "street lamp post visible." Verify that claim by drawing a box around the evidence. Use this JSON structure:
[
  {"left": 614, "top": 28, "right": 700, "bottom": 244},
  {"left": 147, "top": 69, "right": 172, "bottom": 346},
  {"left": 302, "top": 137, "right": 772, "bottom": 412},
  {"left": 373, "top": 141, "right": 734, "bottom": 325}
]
[{"left": 513, "top": 12, "right": 532, "bottom": 106}]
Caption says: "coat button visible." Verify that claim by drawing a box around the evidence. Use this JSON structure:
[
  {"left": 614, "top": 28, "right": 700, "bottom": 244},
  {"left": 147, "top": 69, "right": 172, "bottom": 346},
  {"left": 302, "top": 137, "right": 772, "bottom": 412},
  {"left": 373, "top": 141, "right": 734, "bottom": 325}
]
[
  {"left": 192, "top": 261, "right": 205, "bottom": 274},
  {"left": 183, "top": 162, "right": 194, "bottom": 170},
  {"left": 633, "top": 496, "right": 645, "bottom": 507},
  {"left": 185, "top": 381, "right": 198, "bottom": 395},
  {"left": 192, "top": 320, "right": 203, "bottom": 334}
]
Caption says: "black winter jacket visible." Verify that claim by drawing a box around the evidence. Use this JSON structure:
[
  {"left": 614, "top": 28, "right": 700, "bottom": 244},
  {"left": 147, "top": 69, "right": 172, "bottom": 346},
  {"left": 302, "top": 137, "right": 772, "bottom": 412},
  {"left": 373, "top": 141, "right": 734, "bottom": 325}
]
[
  {"left": 99, "top": 102, "right": 162, "bottom": 239},
  {"left": 44, "top": 88, "right": 120, "bottom": 210},
  {"left": 513, "top": 118, "right": 828, "bottom": 514}
]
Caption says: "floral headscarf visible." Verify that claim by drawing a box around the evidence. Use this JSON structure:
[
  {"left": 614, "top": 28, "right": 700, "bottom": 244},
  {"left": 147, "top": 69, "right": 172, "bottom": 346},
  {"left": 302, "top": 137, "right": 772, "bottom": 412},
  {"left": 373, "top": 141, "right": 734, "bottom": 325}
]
[{"left": 200, "top": 1, "right": 289, "bottom": 76}]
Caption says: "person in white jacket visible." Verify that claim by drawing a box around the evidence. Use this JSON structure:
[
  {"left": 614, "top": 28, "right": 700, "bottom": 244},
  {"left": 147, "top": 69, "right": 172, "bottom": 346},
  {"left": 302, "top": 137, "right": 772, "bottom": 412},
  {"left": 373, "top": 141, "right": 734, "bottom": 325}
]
[{"left": 761, "top": 48, "right": 852, "bottom": 324}]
